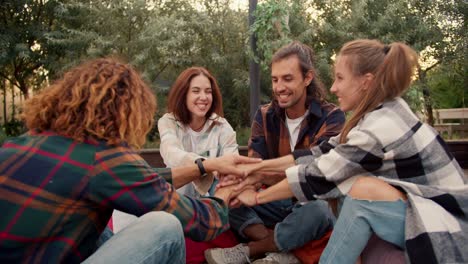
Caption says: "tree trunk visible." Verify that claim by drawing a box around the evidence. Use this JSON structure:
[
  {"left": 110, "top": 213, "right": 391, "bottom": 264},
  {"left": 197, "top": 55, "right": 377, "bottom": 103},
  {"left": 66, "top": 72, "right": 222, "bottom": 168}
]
[
  {"left": 2, "top": 79, "right": 6, "bottom": 125},
  {"left": 249, "top": 0, "right": 260, "bottom": 123},
  {"left": 19, "top": 80, "right": 29, "bottom": 100},
  {"left": 10, "top": 82, "right": 15, "bottom": 121},
  {"left": 418, "top": 66, "right": 434, "bottom": 126}
]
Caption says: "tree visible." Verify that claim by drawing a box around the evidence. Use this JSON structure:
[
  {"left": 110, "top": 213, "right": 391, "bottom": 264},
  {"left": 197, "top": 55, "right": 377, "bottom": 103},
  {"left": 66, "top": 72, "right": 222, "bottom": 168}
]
[
  {"left": 311, "top": 0, "right": 466, "bottom": 124},
  {"left": 249, "top": 0, "right": 330, "bottom": 105},
  {"left": 1, "top": 79, "right": 6, "bottom": 124},
  {"left": 194, "top": 0, "right": 250, "bottom": 127},
  {"left": 74, "top": 0, "right": 252, "bottom": 128},
  {"left": 0, "top": 0, "right": 92, "bottom": 99}
]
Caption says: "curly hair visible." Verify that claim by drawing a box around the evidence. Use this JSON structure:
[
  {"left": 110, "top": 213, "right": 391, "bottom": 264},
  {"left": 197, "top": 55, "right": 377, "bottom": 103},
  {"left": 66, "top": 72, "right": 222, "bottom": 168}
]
[
  {"left": 22, "top": 58, "right": 157, "bottom": 149},
  {"left": 166, "top": 67, "right": 223, "bottom": 125}
]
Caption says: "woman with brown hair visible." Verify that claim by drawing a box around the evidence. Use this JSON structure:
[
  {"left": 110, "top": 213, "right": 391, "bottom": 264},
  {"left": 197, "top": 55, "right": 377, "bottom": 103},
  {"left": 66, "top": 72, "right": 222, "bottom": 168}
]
[
  {"left": 158, "top": 66, "right": 239, "bottom": 198},
  {"left": 158, "top": 66, "right": 240, "bottom": 263},
  {"left": 0, "top": 58, "right": 258, "bottom": 263}
]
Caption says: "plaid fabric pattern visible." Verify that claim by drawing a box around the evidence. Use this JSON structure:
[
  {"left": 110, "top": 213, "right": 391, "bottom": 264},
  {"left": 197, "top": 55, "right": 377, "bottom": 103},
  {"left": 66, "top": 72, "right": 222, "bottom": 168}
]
[
  {"left": 248, "top": 98, "right": 345, "bottom": 159},
  {"left": 286, "top": 98, "right": 468, "bottom": 263},
  {"left": 0, "top": 131, "right": 229, "bottom": 263}
]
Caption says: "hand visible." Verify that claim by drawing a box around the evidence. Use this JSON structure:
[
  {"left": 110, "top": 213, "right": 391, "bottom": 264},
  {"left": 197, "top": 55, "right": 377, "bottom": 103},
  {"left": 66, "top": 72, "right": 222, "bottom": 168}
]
[
  {"left": 236, "top": 155, "right": 296, "bottom": 179},
  {"left": 214, "top": 182, "right": 256, "bottom": 207},
  {"left": 229, "top": 198, "right": 242, "bottom": 208},
  {"left": 235, "top": 188, "right": 259, "bottom": 207},
  {"left": 232, "top": 170, "right": 285, "bottom": 191},
  {"left": 234, "top": 173, "right": 263, "bottom": 191},
  {"left": 255, "top": 171, "right": 286, "bottom": 186},
  {"left": 235, "top": 162, "right": 265, "bottom": 178},
  {"left": 217, "top": 174, "right": 242, "bottom": 189},
  {"left": 214, "top": 184, "right": 239, "bottom": 205},
  {"left": 232, "top": 168, "right": 286, "bottom": 190},
  {"left": 204, "top": 154, "right": 262, "bottom": 177}
]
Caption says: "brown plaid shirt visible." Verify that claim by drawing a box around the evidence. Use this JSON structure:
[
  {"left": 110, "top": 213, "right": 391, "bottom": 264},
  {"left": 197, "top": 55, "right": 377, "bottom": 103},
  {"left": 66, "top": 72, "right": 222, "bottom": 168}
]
[{"left": 248, "top": 98, "right": 345, "bottom": 160}]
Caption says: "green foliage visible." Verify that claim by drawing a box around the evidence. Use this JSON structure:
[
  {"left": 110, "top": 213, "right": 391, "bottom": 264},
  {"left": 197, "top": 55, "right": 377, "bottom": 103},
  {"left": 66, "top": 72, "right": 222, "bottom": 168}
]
[
  {"left": 74, "top": 0, "right": 251, "bottom": 128},
  {"left": 251, "top": 0, "right": 466, "bottom": 116},
  {"left": 1, "top": 0, "right": 466, "bottom": 146},
  {"left": 235, "top": 126, "right": 251, "bottom": 146},
  {"left": 429, "top": 62, "right": 467, "bottom": 109},
  {"left": 402, "top": 84, "right": 425, "bottom": 114},
  {"left": 143, "top": 138, "right": 160, "bottom": 149},
  {"left": 309, "top": 0, "right": 466, "bottom": 117},
  {"left": 3, "top": 118, "right": 25, "bottom": 137},
  {"left": 250, "top": 0, "right": 292, "bottom": 70},
  {"left": 0, "top": 126, "right": 7, "bottom": 145},
  {"left": 0, "top": 0, "right": 93, "bottom": 96}
]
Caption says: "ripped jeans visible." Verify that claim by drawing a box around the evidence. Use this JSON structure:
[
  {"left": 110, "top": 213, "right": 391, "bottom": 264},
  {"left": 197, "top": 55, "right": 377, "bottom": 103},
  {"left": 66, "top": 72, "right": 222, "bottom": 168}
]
[{"left": 319, "top": 196, "right": 406, "bottom": 264}]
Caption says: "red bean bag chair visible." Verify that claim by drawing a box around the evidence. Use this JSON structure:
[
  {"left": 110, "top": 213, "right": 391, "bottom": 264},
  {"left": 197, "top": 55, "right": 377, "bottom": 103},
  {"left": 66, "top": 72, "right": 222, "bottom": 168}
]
[
  {"left": 292, "top": 230, "right": 332, "bottom": 264},
  {"left": 185, "top": 229, "right": 239, "bottom": 264}
]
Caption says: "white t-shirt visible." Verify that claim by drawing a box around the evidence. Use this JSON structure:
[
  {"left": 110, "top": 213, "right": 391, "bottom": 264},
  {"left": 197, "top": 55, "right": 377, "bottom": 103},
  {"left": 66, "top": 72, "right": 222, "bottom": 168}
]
[
  {"left": 188, "top": 126, "right": 205, "bottom": 154},
  {"left": 286, "top": 113, "right": 307, "bottom": 151}
]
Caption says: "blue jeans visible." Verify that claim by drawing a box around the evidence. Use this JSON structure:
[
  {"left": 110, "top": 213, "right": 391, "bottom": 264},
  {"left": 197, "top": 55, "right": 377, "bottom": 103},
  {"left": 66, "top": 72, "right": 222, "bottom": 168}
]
[
  {"left": 320, "top": 196, "right": 406, "bottom": 264},
  {"left": 230, "top": 199, "right": 334, "bottom": 251},
  {"left": 83, "top": 212, "right": 185, "bottom": 264},
  {"left": 96, "top": 226, "right": 114, "bottom": 249}
]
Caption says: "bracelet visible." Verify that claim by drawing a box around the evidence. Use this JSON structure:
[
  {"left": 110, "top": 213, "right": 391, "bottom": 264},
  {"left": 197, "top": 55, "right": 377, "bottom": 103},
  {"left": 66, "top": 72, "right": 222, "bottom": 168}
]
[{"left": 255, "top": 192, "right": 260, "bottom": 205}]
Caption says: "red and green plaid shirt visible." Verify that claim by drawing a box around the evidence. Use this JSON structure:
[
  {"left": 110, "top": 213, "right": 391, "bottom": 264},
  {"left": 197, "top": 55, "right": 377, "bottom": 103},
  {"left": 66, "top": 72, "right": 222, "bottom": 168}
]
[{"left": 0, "top": 131, "right": 229, "bottom": 263}]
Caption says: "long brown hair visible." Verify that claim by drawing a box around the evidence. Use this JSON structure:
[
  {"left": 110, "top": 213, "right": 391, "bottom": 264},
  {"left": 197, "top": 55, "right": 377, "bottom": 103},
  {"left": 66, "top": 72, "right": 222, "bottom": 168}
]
[
  {"left": 338, "top": 39, "right": 418, "bottom": 143},
  {"left": 272, "top": 41, "right": 327, "bottom": 102},
  {"left": 22, "top": 58, "right": 157, "bottom": 149},
  {"left": 166, "top": 67, "right": 223, "bottom": 125}
]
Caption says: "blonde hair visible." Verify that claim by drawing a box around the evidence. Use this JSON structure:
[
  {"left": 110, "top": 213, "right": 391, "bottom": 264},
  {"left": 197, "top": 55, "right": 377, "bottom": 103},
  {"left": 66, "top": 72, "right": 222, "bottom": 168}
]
[
  {"left": 338, "top": 39, "right": 418, "bottom": 143},
  {"left": 22, "top": 58, "right": 156, "bottom": 149}
]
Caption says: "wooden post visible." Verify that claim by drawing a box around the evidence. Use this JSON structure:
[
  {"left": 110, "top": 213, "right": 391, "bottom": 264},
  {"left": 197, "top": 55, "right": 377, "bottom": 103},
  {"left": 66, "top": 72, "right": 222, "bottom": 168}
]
[
  {"left": 2, "top": 79, "right": 6, "bottom": 125},
  {"left": 249, "top": 0, "right": 260, "bottom": 123}
]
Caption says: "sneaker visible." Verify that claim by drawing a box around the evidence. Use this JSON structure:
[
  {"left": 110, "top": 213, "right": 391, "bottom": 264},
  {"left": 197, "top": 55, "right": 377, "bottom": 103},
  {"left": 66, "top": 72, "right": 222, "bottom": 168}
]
[
  {"left": 252, "top": 252, "right": 300, "bottom": 264},
  {"left": 204, "top": 243, "right": 251, "bottom": 264}
]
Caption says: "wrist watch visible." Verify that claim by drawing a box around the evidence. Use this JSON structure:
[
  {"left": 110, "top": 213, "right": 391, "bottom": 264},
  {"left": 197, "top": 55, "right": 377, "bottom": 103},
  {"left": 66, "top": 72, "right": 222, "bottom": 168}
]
[{"left": 194, "top": 158, "right": 208, "bottom": 178}]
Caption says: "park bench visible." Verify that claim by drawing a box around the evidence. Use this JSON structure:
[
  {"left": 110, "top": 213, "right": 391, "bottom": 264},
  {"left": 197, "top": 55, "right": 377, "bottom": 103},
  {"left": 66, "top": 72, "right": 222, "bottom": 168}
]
[{"left": 433, "top": 108, "right": 468, "bottom": 139}]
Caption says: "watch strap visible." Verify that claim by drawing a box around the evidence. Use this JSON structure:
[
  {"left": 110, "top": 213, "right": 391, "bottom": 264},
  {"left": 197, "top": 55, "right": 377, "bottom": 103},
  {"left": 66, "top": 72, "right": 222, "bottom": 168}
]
[{"left": 195, "top": 158, "right": 207, "bottom": 177}]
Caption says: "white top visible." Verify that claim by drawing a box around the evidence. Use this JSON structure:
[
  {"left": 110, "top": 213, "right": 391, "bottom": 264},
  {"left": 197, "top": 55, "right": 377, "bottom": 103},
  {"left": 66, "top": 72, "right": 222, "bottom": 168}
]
[
  {"left": 286, "top": 113, "right": 307, "bottom": 151},
  {"left": 158, "top": 112, "right": 239, "bottom": 197},
  {"left": 188, "top": 128, "right": 204, "bottom": 154}
]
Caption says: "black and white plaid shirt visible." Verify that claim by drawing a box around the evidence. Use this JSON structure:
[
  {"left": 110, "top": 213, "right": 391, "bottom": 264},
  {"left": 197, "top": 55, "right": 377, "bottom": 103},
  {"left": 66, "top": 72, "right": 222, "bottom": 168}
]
[{"left": 286, "top": 97, "right": 467, "bottom": 263}]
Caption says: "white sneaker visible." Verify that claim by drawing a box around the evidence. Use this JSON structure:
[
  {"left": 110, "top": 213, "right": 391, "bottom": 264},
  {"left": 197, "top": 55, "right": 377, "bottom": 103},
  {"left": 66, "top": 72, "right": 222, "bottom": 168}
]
[
  {"left": 204, "top": 243, "right": 251, "bottom": 264},
  {"left": 252, "top": 252, "right": 300, "bottom": 264}
]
